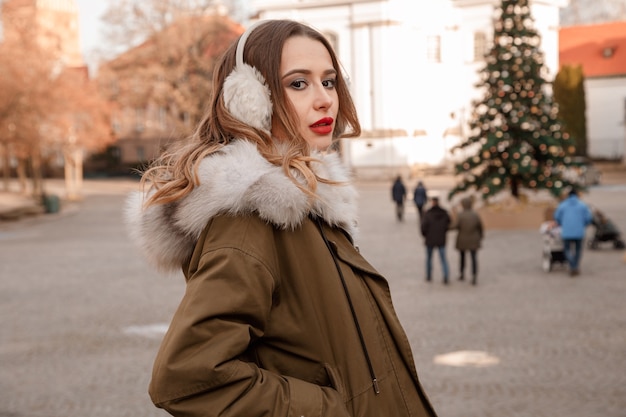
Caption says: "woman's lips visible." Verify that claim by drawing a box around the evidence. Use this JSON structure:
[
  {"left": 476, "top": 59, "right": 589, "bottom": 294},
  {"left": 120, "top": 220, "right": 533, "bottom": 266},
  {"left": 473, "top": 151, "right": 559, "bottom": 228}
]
[{"left": 309, "top": 117, "right": 334, "bottom": 135}]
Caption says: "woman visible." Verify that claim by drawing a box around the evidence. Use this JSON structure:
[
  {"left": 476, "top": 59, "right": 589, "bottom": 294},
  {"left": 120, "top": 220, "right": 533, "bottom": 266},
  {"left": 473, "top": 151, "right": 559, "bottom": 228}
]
[
  {"left": 453, "top": 197, "right": 484, "bottom": 285},
  {"left": 126, "top": 20, "right": 438, "bottom": 417}
]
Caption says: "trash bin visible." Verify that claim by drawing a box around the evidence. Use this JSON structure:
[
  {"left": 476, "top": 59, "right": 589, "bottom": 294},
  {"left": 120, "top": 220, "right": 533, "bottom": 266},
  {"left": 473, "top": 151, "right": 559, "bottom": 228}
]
[{"left": 42, "top": 194, "right": 61, "bottom": 214}]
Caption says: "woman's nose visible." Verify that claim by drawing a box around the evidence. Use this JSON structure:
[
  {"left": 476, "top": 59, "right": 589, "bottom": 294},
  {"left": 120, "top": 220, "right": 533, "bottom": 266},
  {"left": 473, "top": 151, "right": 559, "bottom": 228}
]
[{"left": 314, "top": 86, "right": 333, "bottom": 110}]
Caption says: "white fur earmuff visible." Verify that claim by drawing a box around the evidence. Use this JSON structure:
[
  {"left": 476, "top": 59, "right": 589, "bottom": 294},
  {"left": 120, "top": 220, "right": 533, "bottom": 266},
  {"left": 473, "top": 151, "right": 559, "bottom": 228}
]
[{"left": 223, "top": 20, "right": 273, "bottom": 132}]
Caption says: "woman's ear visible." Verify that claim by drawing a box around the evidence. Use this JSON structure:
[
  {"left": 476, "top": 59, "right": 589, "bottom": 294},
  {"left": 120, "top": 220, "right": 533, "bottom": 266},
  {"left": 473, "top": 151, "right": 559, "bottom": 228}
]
[
  {"left": 223, "top": 63, "right": 272, "bottom": 131},
  {"left": 222, "top": 21, "right": 273, "bottom": 132}
]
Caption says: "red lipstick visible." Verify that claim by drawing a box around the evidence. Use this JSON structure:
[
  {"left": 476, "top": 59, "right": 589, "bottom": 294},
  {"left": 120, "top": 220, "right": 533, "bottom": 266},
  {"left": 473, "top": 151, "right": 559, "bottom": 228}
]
[{"left": 309, "top": 117, "right": 334, "bottom": 135}]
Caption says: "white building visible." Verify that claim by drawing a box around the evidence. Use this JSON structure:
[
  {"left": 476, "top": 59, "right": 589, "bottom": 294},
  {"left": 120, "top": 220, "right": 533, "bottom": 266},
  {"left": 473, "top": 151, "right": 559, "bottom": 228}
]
[{"left": 251, "top": 0, "right": 569, "bottom": 179}]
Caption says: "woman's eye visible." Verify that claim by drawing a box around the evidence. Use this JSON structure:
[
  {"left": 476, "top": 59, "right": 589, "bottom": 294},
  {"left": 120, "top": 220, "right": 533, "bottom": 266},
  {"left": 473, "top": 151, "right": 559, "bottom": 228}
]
[
  {"left": 322, "top": 79, "right": 337, "bottom": 89},
  {"left": 290, "top": 79, "right": 307, "bottom": 90}
]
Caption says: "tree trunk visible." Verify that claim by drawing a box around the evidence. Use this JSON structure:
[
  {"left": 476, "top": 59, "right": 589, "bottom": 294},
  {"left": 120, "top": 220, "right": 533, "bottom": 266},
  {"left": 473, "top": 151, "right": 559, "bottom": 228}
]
[
  {"left": 510, "top": 176, "right": 519, "bottom": 198},
  {"left": 64, "top": 147, "right": 83, "bottom": 201},
  {"left": 64, "top": 149, "right": 75, "bottom": 199},
  {"left": 31, "top": 147, "right": 43, "bottom": 198},
  {"left": 76, "top": 149, "right": 83, "bottom": 195},
  {"left": 1, "top": 143, "right": 9, "bottom": 192},
  {"left": 16, "top": 158, "right": 28, "bottom": 194}
]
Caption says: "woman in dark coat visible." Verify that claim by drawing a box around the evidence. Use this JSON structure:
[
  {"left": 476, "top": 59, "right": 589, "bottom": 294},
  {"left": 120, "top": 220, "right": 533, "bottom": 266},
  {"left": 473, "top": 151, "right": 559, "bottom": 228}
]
[
  {"left": 453, "top": 197, "right": 484, "bottom": 285},
  {"left": 391, "top": 175, "right": 407, "bottom": 221}
]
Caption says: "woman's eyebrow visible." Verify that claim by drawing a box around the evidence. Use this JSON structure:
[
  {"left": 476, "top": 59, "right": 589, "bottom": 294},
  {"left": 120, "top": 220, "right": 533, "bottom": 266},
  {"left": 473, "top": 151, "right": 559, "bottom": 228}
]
[{"left": 282, "top": 68, "right": 337, "bottom": 79}]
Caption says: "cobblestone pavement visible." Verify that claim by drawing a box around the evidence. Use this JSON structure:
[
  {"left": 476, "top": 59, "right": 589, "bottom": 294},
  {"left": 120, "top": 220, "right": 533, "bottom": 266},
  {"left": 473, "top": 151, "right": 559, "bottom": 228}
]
[{"left": 1, "top": 178, "right": 625, "bottom": 417}]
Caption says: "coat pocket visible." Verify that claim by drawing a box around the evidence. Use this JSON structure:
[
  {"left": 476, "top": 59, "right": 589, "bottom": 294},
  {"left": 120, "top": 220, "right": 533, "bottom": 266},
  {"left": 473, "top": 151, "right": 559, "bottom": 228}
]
[{"left": 323, "top": 363, "right": 346, "bottom": 400}]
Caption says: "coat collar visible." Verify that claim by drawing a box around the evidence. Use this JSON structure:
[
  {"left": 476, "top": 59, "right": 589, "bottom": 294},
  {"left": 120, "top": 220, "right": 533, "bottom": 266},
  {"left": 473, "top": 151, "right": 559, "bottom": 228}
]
[{"left": 125, "top": 140, "right": 359, "bottom": 271}]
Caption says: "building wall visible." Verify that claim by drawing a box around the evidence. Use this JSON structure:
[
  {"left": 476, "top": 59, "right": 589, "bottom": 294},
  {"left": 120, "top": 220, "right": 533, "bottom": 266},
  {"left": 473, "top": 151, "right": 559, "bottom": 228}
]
[
  {"left": 585, "top": 77, "right": 626, "bottom": 160},
  {"left": 110, "top": 103, "right": 178, "bottom": 165},
  {"left": 35, "top": 0, "right": 83, "bottom": 67}
]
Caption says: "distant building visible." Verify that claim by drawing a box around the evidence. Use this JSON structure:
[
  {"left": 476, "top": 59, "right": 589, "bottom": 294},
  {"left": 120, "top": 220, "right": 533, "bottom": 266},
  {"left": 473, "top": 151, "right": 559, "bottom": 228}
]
[
  {"left": 251, "top": 0, "right": 568, "bottom": 179},
  {"left": 559, "top": 21, "right": 626, "bottom": 162}
]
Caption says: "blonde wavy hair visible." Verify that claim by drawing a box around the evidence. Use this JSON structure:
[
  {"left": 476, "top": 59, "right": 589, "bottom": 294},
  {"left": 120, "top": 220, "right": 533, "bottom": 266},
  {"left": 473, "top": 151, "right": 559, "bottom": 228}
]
[{"left": 141, "top": 20, "right": 361, "bottom": 207}]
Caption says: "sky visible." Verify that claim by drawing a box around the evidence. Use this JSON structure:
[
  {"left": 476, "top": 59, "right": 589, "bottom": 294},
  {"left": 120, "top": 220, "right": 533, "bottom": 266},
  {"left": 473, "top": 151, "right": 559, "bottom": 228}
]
[
  {"left": 74, "top": 1, "right": 250, "bottom": 70},
  {"left": 75, "top": 0, "right": 109, "bottom": 58}
]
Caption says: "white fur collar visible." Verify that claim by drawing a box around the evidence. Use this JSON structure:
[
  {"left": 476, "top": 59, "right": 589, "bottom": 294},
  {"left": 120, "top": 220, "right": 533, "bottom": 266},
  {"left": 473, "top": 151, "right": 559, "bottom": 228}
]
[{"left": 125, "top": 140, "right": 358, "bottom": 271}]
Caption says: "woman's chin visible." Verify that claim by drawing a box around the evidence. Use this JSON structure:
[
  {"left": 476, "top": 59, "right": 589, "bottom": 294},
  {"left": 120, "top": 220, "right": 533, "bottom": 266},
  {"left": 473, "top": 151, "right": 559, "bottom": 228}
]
[{"left": 306, "top": 136, "right": 333, "bottom": 151}]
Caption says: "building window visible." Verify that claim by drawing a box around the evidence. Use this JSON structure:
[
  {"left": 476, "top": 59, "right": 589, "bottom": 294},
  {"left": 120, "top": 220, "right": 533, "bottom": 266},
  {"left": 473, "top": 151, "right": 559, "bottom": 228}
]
[
  {"left": 426, "top": 35, "right": 441, "bottom": 63},
  {"left": 136, "top": 146, "right": 145, "bottom": 162},
  {"left": 109, "top": 79, "right": 119, "bottom": 97},
  {"left": 134, "top": 108, "right": 145, "bottom": 133},
  {"left": 474, "top": 31, "right": 488, "bottom": 61},
  {"left": 111, "top": 115, "right": 121, "bottom": 134},
  {"left": 158, "top": 107, "right": 167, "bottom": 130},
  {"left": 110, "top": 146, "right": 121, "bottom": 160},
  {"left": 603, "top": 47, "right": 615, "bottom": 58}
]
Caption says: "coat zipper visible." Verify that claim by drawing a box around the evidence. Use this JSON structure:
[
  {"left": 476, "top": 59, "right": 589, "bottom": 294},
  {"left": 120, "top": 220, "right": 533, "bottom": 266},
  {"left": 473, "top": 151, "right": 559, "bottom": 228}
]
[{"left": 314, "top": 216, "right": 380, "bottom": 395}]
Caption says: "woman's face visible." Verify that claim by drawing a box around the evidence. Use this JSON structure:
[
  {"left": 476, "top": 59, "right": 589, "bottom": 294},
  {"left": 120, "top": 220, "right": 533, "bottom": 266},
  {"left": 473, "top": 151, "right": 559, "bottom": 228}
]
[{"left": 274, "top": 36, "right": 339, "bottom": 151}]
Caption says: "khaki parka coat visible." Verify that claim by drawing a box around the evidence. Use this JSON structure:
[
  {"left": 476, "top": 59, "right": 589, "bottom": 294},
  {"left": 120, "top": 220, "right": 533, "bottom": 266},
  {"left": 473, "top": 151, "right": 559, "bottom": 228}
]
[
  {"left": 453, "top": 198, "right": 484, "bottom": 251},
  {"left": 125, "top": 140, "right": 438, "bottom": 417}
]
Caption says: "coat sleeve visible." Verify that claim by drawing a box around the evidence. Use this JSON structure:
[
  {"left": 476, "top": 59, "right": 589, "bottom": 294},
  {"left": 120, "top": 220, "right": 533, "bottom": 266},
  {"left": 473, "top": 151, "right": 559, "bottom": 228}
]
[
  {"left": 584, "top": 205, "right": 593, "bottom": 226},
  {"left": 476, "top": 213, "right": 484, "bottom": 240},
  {"left": 148, "top": 246, "right": 350, "bottom": 417}
]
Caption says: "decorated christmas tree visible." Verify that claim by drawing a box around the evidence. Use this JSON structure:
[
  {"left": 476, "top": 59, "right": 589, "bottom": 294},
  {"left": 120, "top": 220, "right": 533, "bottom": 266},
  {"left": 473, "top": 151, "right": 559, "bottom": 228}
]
[{"left": 448, "top": 0, "right": 580, "bottom": 201}]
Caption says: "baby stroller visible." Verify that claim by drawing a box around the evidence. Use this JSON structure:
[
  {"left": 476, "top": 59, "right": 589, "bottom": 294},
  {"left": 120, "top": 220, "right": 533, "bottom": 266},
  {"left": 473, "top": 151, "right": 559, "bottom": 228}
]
[
  {"left": 588, "top": 210, "right": 625, "bottom": 250},
  {"left": 540, "top": 221, "right": 567, "bottom": 272}
]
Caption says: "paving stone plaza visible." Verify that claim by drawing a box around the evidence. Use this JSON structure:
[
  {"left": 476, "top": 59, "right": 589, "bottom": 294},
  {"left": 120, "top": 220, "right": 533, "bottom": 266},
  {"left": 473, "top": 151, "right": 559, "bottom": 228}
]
[{"left": 1, "top": 177, "right": 625, "bottom": 417}]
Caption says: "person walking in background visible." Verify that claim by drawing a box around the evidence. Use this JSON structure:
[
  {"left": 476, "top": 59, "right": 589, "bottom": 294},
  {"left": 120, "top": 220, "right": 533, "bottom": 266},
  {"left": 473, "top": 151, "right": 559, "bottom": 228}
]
[
  {"left": 421, "top": 196, "right": 451, "bottom": 284},
  {"left": 452, "top": 197, "right": 483, "bottom": 285},
  {"left": 413, "top": 181, "right": 428, "bottom": 221},
  {"left": 391, "top": 175, "right": 407, "bottom": 221},
  {"left": 125, "top": 20, "right": 438, "bottom": 417},
  {"left": 554, "top": 189, "right": 593, "bottom": 276}
]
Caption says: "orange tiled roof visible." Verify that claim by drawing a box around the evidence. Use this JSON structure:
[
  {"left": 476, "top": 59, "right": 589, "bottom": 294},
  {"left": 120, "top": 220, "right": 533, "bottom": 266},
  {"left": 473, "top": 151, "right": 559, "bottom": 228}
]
[{"left": 559, "top": 21, "right": 626, "bottom": 78}]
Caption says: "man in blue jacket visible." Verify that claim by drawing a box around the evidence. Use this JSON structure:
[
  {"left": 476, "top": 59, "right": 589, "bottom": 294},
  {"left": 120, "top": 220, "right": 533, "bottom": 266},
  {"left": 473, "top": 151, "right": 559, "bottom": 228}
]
[
  {"left": 554, "top": 189, "right": 593, "bottom": 276},
  {"left": 413, "top": 181, "right": 428, "bottom": 221}
]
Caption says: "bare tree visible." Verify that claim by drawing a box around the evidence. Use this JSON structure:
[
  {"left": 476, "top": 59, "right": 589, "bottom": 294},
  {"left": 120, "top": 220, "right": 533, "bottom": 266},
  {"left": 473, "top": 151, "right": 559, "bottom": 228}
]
[
  {"left": 0, "top": 0, "right": 113, "bottom": 199},
  {"left": 100, "top": 0, "right": 228, "bottom": 53},
  {"left": 0, "top": 0, "right": 58, "bottom": 195},
  {"left": 97, "top": 1, "right": 242, "bottom": 154},
  {"left": 46, "top": 67, "right": 113, "bottom": 199}
]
